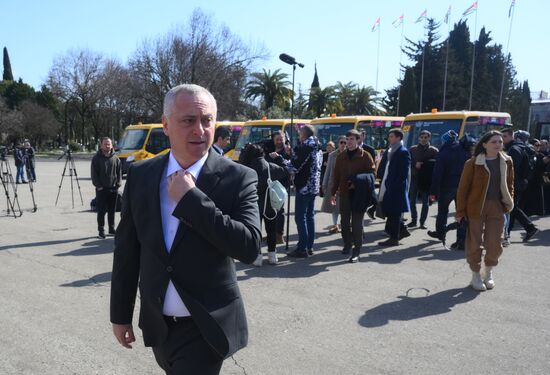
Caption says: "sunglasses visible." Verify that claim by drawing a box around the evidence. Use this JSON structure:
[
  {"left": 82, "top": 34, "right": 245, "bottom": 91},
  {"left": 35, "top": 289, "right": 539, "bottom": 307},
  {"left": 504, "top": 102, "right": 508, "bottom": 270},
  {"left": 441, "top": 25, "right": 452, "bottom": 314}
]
[{"left": 339, "top": 141, "right": 347, "bottom": 145}]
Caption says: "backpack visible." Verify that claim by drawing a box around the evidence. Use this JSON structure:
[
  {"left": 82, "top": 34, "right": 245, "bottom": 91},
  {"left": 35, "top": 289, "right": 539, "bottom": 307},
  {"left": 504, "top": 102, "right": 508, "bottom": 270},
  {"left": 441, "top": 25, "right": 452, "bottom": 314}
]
[
  {"left": 263, "top": 165, "right": 287, "bottom": 220},
  {"left": 519, "top": 144, "right": 537, "bottom": 181}
]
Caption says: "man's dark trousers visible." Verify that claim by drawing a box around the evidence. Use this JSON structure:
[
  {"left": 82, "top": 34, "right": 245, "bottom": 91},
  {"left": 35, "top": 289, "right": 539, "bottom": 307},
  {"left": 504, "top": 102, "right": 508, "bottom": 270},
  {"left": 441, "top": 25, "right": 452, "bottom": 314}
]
[
  {"left": 152, "top": 318, "right": 223, "bottom": 375},
  {"left": 508, "top": 189, "right": 535, "bottom": 232},
  {"left": 436, "top": 188, "right": 465, "bottom": 243},
  {"left": 409, "top": 178, "right": 429, "bottom": 224},
  {"left": 340, "top": 193, "right": 364, "bottom": 249},
  {"left": 96, "top": 188, "right": 117, "bottom": 231}
]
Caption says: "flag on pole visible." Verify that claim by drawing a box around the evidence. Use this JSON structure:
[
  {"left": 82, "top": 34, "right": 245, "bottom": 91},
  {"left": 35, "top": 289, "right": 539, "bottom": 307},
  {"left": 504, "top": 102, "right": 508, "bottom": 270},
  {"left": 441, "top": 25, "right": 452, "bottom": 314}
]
[
  {"left": 462, "top": 2, "right": 478, "bottom": 18},
  {"left": 371, "top": 17, "right": 380, "bottom": 32},
  {"left": 509, "top": 0, "right": 515, "bottom": 18},
  {"left": 392, "top": 14, "right": 404, "bottom": 28},
  {"left": 415, "top": 9, "right": 427, "bottom": 23},
  {"left": 444, "top": 5, "right": 451, "bottom": 24}
]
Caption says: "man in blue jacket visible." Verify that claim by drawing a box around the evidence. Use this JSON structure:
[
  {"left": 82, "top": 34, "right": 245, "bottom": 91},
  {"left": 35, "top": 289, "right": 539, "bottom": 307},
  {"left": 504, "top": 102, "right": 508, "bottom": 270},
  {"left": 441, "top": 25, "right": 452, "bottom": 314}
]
[
  {"left": 377, "top": 129, "right": 411, "bottom": 247},
  {"left": 428, "top": 131, "right": 471, "bottom": 249}
]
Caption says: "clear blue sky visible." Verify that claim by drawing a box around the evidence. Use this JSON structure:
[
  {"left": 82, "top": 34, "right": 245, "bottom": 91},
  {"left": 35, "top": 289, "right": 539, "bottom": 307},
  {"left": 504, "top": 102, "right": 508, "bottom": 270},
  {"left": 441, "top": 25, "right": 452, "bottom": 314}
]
[{"left": 2, "top": 0, "right": 548, "bottom": 99}]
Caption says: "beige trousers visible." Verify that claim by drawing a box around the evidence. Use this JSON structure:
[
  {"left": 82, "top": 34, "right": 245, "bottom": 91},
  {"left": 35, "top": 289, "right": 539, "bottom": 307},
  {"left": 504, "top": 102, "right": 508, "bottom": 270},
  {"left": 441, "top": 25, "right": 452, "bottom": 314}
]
[{"left": 466, "top": 200, "right": 505, "bottom": 272}]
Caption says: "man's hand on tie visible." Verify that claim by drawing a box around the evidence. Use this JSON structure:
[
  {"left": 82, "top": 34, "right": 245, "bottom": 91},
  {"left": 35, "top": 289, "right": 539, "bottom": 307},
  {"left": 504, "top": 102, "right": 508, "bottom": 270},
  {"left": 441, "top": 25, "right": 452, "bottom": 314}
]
[{"left": 168, "top": 170, "right": 196, "bottom": 202}]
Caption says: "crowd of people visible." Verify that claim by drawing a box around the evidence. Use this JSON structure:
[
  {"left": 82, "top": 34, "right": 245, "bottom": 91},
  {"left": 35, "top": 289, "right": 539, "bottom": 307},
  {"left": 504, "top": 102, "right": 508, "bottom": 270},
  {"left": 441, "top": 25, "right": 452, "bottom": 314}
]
[{"left": 237, "top": 124, "right": 548, "bottom": 291}]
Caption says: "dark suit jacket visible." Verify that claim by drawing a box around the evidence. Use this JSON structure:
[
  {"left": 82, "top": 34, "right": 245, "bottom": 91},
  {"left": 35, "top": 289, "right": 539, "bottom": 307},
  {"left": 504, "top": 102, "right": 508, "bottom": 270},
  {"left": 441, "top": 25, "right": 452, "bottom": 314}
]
[
  {"left": 381, "top": 145, "right": 411, "bottom": 215},
  {"left": 110, "top": 149, "right": 261, "bottom": 359}
]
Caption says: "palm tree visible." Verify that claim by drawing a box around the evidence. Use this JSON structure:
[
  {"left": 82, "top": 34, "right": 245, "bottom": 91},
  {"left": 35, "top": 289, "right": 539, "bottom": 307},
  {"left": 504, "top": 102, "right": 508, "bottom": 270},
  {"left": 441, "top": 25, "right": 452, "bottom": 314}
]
[
  {"left": 335, "top": 81, "right": 358, "bottom": 115},
  {"left": 308, "top": 86, "right": 342, "bottom": 117},
  {"left": 352, "top": 86, "right": 382, "bottom": 115},
  {"left": 245, "top": 69, "right": 292, "bottom": 111}
]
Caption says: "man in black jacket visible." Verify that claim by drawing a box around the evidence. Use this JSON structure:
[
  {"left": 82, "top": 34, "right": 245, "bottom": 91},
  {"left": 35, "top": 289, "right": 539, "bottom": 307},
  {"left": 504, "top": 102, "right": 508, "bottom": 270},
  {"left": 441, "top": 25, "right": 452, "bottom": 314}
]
[
  {"left": 502, "top": 129, "right": 538, "bottom": 242},
  {"left": 110, "top": 84, "right": 260, "bottom": 374},
  {"left": 91, "top": 137, "right": 121, "bottom": 238},
  {"left": 408, "top": 130, "right": 438, "bottom": 229}
]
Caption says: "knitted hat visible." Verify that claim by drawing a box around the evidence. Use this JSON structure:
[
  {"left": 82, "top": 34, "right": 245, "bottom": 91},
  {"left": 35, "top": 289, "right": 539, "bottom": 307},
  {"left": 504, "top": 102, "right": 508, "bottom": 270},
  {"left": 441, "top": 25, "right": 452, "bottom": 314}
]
[{"left": 441, "top": 130, "right": 458, "bottom": 144}]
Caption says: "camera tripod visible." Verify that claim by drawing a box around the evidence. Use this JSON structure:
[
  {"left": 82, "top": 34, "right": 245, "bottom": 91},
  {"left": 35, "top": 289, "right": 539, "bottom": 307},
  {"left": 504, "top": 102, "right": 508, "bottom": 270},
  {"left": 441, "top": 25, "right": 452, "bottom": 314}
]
[
  {"left": 0, "top": 153, "right": 23, "bottom": 218},
  {"left": 55, "top": 148, "right": 83, "bottom": 208},
  {"left": 23, "top": 158, "right": 38, "bottom": 212}
]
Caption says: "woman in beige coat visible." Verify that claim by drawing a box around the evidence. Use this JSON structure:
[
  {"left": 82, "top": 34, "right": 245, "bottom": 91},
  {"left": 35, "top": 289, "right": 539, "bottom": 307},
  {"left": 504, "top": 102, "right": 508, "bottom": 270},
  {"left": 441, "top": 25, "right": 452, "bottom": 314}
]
[
  {"left": 456, "top": 130, "right": 514, "bottom": 291},
  {"left": 321, "top": 136, "right": 346, "bottom": 233}
]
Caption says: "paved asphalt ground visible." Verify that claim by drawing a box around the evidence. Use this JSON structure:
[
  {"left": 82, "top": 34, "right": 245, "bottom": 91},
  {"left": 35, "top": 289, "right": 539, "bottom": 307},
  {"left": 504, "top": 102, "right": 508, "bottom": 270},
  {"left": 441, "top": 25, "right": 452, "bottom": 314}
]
[{"left": 1, "top": 157, "right": 549, "bottom": 375}]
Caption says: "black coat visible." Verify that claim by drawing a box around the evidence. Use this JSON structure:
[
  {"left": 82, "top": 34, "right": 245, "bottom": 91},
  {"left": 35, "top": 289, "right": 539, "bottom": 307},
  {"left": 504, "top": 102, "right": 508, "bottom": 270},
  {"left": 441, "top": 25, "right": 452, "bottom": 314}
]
[
  {"left": 248, "top": 157, "right": 288, "bottom": 218},
  {"left": 110, "top": 150, "right": 261, "bottom": 359}
]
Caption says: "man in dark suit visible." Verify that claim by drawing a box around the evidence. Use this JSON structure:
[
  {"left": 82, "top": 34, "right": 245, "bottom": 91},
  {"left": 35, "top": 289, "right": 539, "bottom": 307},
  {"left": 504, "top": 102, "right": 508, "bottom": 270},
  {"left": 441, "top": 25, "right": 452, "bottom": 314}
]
[
  {"left": 377, "top": 128, "right": 411, "bottom": 247},
  {"left": 110, "top": 84, "right": 261, "bottom": 374}
]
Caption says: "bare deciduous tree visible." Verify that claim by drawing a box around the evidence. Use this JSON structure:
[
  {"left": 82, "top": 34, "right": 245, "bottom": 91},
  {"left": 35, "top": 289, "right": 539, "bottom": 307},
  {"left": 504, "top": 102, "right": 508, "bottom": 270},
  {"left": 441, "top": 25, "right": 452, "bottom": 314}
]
[{"left": 128, "top": 8, "right": 266, "bottom": 121}]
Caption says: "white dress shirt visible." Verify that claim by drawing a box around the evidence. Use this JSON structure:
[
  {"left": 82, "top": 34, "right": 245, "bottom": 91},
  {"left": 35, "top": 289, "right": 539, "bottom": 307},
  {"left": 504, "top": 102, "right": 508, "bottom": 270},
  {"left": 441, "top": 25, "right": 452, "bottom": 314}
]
[{"left": 160, "top": 151, "right": 208, "bottom": 316}]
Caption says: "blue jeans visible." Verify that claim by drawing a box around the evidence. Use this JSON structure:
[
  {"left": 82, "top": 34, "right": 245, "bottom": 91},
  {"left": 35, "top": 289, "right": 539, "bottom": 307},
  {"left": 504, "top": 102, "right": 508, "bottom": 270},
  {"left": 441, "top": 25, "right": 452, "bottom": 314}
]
[
  {"left": 16, "top": 165, "right": 26, "bottom": 183},
  {"left": 436, "top": 188, "right": 466, "bottom": 243},
  {"left": 294, "top": 192, "right": 316, "bottom": 250}
]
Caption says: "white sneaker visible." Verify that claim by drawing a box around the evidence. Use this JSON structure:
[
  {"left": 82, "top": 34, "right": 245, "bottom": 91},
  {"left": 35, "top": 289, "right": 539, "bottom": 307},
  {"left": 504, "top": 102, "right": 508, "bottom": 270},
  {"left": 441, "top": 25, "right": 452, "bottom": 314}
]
[
  {"left": 253, "top": 253, "right": 263, "bottom": 267},
  {"left": 470, "top": 271, "right": 487, "bottom": 291},
  {"left": 268, "top": 252, "right": 278, "bottom": 265},
  {"left": 483, "top": 266, "right": 495, "bottom": 289}
]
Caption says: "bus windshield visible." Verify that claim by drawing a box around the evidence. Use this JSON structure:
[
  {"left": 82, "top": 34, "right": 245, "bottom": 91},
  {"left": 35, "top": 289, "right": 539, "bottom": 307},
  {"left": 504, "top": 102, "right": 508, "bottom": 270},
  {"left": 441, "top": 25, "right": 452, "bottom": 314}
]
[
  {"left": 357, "top": 120, "right": 401, "bottom": 150},
  {"left": 118, "top": 129, "right": 148, "bottom": 151},
  {"left": 404, "top": 119, "right": 462, "bottom": 149},
  {"left": 313, "top": 123, "right": 354, "bottom": 149},
  {"left": 235, "top": 125, "right": 282, "bottom": 150}
]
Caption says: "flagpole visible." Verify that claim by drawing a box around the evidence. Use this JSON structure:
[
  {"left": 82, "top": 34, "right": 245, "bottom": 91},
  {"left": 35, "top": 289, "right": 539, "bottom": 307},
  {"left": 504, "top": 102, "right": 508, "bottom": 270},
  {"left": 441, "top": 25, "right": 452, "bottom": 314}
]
[
  {"left": 442, "top": 10, "right": 451, "bottom": 111},
  {"left": 396, "top": 17, "right": 404, "bottom": 115},
  {"left": 498, "top": 2, "right": 515, "bottom": 111},
  {"left": 419, "top": 20, "right": 426, "bottom": 112},
  {"left": 468, "top": 4, "right": 478, "bottom": 110},
  {"left": 376, "top": 22, "right": 381, "bottom": 92}
]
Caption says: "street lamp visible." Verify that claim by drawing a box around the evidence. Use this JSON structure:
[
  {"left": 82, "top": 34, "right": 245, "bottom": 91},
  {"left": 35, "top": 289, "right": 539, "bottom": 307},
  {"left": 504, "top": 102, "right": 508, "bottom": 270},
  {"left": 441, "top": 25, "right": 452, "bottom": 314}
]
[{"left": 279, "top": 53, "right": 304, "bottom": 250}]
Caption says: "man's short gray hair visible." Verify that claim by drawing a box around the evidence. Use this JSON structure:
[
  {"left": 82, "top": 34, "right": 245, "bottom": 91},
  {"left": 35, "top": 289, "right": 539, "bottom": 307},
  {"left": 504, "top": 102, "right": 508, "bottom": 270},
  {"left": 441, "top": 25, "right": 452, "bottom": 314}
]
[{"left": 163, "top": 84, "right": 218, "bottom": 117}]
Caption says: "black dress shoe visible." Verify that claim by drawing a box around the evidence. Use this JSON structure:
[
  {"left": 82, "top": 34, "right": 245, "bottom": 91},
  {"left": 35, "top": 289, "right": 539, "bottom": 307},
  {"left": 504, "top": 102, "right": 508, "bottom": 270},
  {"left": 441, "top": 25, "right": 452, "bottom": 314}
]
[
  {"left": 406, "top": 221, "right": 417, "bottom": 228},
  {"left": 98, "top": 231, "right": 106, "bottom": 239},
  {"left": 419, "top": 223, "right": 428, "bottom": 229},
  {"left": 428, "top": 230, "right": 444, "bottom": 241},
  {"left": 348, "top": 248, "right": 360, "bottom": 263},
  {"left": 399, "top": 228, "right": 411, "bottom": 240},
  {"left": 108, "top": 227, "right": 116, "bottom": 235},
  {"left": 378, "top": 239, "right": 399, "bottom": 247},
  {"left": 287, "top": 249, "right": 308, "bottom": 258},
  {"left": 307, "top": 249, "right": 314, "bottom": 256},
  {"left": 523, "top": 227, "right": 539, "bottom": 242},
  {"left": 450, "top": 242, "right": 465, "bottom": 251},
  {"left": 366, "top": 207, "right": 376, "bottom": 220},
  {"left": 341, "top": 246, "right": 352, "bottom": 255}
]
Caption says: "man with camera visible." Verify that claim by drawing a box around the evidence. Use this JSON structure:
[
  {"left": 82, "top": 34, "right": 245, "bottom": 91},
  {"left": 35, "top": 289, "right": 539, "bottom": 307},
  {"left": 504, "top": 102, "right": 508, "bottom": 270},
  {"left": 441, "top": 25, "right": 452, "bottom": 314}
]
[
  {"left": 14, "top": 142, "right": 28, "bottom": 184},
  {"left": 91, "top": 137, "right": 121, "bottom": 239}
]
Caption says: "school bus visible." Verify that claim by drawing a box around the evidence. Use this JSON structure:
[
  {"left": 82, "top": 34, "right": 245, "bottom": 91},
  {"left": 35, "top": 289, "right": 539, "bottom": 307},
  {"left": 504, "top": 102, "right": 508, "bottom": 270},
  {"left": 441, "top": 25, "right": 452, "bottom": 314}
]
[
  {"left": 215, "top": 121, "right": 244, "bottom": 160},
  {"left": 310, "top": 115, "right": 404, "bottom": 157},
  {"left": 402, "top": 111, "right": 512, "bottom": 149},
  {"left": 117, "top": 123, "right": 170, "bottom": 174},
  {"left": 231, "top": 118, "right": 311, "bottom": 161}
]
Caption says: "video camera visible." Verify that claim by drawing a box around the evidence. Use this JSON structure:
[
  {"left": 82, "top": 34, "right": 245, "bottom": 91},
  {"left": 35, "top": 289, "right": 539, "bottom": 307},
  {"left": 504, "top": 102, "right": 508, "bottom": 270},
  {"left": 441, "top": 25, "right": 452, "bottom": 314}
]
[{"left": 0, "top": 146, "right": 7, "bottom": 161}]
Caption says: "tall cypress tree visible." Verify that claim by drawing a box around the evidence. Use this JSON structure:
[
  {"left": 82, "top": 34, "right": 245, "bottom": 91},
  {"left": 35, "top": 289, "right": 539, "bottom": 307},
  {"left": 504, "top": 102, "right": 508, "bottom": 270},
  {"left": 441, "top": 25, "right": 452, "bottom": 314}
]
[
  {"left": 311, "top": 62, "right": 320, "bottom": 89},
  {"left": 3, "top": 47, "right": 14, "bottom": 81},
  {"left": 400, "top": 67, "right": 418, "bottom": 115}
]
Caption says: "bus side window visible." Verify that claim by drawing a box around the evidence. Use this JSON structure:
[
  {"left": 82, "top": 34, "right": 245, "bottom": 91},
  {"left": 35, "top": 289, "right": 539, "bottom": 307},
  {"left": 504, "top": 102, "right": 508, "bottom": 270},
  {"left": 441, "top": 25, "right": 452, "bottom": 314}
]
[{"left": 146, "top": 129, "right": 170, "bottom": 154}]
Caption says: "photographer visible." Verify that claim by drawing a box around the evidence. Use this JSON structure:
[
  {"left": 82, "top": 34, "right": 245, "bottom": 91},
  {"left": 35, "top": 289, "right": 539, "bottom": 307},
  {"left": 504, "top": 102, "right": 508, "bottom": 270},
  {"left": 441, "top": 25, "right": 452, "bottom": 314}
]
[
  {"left": 24, "top": 141, "right": 36, "bottom": 182},
  {"left": 91, "top": 137, "right": 121, "bottom": 239},
  {"left": 14, "top": 142, "right": 28, "bottom": 184}
]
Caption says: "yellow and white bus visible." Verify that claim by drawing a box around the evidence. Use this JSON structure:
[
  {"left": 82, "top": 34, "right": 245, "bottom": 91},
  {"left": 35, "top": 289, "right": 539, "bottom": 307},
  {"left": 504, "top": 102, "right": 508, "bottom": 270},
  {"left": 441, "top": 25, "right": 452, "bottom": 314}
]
[
  {"left": 231, "top": 118, "right": 311, "bottom": 161},
  {"left": 402, "top": 111, "right": 512, "bottom": 149},
  {"left": 215, "top": 121, "right": 244, "bottom": 160},
  {"left": 117, "top": 123, "right": 170, "bottom": 174},
  {"left": 310, "top": 115, "right": 404, "bottom": 152}
]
